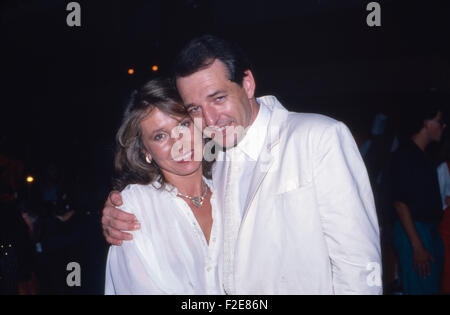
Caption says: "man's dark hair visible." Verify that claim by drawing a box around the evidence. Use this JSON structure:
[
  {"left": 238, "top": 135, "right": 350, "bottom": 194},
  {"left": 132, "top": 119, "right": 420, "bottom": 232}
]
[
  {"left": 405, "top": 94, "right": 447, "bottom": 137},
  {"left": 172, "top": 35, "right": 251, "bottom": 86}
]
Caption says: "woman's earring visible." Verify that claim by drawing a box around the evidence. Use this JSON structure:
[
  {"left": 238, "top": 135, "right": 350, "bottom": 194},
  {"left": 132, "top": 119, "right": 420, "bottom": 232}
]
[{"left": 145, "top": 155, "right": 152, "bottom": 164}]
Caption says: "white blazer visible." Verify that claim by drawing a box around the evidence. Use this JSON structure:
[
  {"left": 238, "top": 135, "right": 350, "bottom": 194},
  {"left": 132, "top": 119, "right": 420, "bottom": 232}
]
[{"left": 213, "top": 96, "right": 382, "bottom": 294}]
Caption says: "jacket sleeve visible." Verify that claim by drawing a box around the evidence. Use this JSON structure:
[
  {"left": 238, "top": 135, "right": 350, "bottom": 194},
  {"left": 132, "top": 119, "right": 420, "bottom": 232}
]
[{"left": 313, "top": 121, "right": 382, "bottom": 294}]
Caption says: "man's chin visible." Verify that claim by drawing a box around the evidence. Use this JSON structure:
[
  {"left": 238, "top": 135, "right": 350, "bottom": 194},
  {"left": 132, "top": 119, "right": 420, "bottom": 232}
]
[{"left": 211, "top": 136, "right": 238, "bottom": 150}]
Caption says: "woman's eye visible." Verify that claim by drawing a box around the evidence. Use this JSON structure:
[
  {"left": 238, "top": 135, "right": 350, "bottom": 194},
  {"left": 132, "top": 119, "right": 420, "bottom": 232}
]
[
  {"left": 154, "top": 134, "right": 165, "bottom": 141},
  {"left": 189, "top": 106, "right": 201, "bottom": 114}
]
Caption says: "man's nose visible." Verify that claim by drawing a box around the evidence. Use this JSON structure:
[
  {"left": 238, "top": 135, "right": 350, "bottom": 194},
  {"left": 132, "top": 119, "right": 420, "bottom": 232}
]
[{"left": 203, "top": 105, "right": 218, "bottom": 126}]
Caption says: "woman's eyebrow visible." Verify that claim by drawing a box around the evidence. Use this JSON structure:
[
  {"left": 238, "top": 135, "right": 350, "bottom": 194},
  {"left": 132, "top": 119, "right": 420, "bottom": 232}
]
[{"left": 149, "top": 127, "right": 165, "bottom": 136}]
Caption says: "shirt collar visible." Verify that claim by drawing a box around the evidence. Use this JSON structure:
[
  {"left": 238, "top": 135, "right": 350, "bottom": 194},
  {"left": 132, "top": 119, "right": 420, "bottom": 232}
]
[{"left": 234, "top": 100, "right": 271, "bottom": 161}]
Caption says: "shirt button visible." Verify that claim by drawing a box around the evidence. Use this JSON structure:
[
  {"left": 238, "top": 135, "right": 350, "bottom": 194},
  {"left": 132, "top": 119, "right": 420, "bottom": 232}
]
[{"left": 206, "top": 266, "right": 212, "bottom": 272}]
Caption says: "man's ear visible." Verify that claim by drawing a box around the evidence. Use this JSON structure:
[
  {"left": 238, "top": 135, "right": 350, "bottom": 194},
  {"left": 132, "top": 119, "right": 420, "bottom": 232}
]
[{"left": 242, "top": 70, "right": 256, "bottom": 99}]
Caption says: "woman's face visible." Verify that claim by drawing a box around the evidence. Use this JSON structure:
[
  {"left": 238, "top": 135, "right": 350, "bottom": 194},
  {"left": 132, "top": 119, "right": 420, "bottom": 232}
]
[{"left": 140, "top": 107, "right": 203, "bottom": 179}]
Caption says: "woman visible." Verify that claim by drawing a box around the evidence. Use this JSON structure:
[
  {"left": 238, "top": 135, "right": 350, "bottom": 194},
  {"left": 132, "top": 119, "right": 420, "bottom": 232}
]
[{"left": 105, "top": 78, "right": 222, "bottom": 294}]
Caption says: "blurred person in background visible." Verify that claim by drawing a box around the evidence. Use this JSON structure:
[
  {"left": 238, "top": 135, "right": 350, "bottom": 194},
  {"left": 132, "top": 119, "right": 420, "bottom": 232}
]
[
  {"left": 389, "top": 99, "right": 446, "bottom": 294},
  {"left": 0, "top": 136, "right": 36, "bottom": 294},
  {"left": 32, "top": 163, "right": 107, "bottom": 294},
  {"left": 360, "top": 106, "right": 401, "bottom": 294},
  {"left": 0, "top": 201, "right": 36, "bottom": 294}
]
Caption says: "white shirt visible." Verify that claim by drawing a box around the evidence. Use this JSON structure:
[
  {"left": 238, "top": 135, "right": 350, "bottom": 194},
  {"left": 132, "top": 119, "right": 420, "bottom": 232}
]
[
  {"left": 437, "top": 161, "right": 450, "bottom": 210},
  {"left": 219, "top": 101, "right": 270, "bottom": 294},
  {"left": 227, "top": 102, "right": 271, "bottom": 219},
  {"left": 105, "top": 178, "right": 224, "bottom": 295}
]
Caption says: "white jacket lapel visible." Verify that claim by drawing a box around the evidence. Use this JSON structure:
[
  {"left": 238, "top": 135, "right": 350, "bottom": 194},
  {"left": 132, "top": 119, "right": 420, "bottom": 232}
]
[{"left": 241, "top": 102, "right": 289, "bottom": 219}]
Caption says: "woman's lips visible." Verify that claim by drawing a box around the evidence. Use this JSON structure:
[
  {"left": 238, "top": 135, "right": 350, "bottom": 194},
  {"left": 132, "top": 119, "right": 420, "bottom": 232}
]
[{"left": 174, "top": 151, "right": 195, "bottom": 163}]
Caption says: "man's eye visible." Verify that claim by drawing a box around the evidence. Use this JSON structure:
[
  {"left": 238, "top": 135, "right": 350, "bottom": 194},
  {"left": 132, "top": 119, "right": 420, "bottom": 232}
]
[
  {"left": 215, "top": 96, "right": 225, "bottom": 102},
  {"left": 180, "top": 120, "right": 191, "bottom": 128}
]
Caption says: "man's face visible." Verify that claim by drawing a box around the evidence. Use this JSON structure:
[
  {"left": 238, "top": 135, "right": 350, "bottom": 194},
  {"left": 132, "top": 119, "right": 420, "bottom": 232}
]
[
  {"left": 425, "top": 111, "right": 446, "bottom": 142},
  {"left": 176, "top": 59, "right": 256, "bottom": 149}
]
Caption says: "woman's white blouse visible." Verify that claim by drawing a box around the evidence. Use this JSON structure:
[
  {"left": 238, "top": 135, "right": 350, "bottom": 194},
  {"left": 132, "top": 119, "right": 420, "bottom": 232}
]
[{"left": 105, "top": 179, "right": 224, "bottom": 295}]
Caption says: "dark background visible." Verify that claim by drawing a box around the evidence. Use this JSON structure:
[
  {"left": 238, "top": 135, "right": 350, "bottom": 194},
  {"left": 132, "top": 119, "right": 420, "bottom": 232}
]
[{"left": 1, "top": 0, "right": 449, "bottom": 210}]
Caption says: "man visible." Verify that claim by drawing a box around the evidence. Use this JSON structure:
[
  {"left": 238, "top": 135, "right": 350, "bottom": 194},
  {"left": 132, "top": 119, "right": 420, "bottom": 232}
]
[
  {"left": 102, "top": 35, "right": 382, "bottom": 294},
  {"left": 390, "top": 103, "right": 446, "bottom": 294}
]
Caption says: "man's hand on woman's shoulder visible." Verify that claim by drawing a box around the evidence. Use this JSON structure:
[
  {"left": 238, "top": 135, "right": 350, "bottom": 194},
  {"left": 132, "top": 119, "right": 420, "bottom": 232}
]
[{"left": 101, "top": 191, "right": 141, "bottom": 245}]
